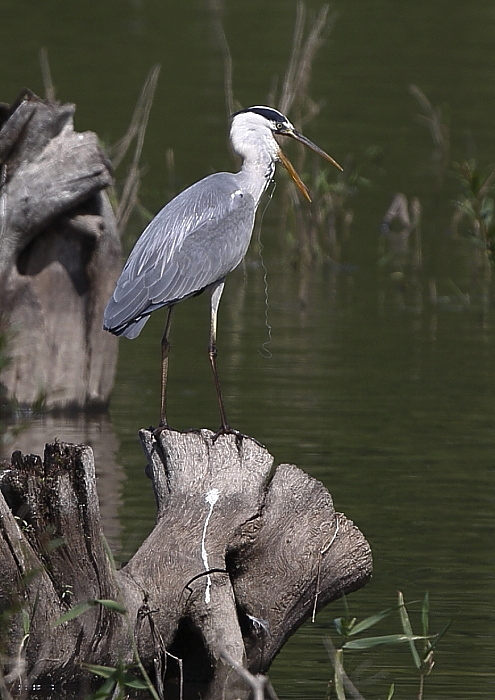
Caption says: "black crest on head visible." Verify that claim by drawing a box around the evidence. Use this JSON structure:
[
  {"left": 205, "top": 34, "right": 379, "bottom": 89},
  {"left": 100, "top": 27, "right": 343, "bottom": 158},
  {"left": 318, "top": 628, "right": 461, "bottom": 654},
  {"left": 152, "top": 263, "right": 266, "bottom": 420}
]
[{"left": 231, "top": 105, "right": 289, "bottom": 126}]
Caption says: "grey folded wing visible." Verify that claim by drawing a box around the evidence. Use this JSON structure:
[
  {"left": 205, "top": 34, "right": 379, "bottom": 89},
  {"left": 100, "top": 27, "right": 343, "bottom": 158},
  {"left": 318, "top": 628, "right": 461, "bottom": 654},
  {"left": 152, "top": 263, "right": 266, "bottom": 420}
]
[{"left": 103, "top": 173, "right": 256, "bottom": 338}]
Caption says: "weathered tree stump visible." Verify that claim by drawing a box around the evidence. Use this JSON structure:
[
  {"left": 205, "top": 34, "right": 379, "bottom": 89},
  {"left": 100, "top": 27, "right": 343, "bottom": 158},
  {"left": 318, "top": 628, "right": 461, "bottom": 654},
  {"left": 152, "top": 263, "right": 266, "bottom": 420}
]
[
  {"left": 0, "top": 90, "right": 121, "bottom": 411},
  {"left": 0, "top": 429, "right": 372, "bottom": 698}
]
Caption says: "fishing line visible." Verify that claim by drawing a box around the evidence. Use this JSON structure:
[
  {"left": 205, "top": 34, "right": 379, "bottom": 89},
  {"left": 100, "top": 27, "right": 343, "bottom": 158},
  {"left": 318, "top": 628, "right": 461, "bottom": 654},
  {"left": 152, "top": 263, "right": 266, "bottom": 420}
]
[{"left": 255, "top": 180, "right": 277, "bottom": 358}]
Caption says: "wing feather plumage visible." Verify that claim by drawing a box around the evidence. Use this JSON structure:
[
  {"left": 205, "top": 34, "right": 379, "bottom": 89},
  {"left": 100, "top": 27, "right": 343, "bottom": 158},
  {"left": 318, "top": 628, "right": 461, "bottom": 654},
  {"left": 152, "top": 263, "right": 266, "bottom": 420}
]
[{"left": 104, "top": 172, "right": 255, "bottom": 338}]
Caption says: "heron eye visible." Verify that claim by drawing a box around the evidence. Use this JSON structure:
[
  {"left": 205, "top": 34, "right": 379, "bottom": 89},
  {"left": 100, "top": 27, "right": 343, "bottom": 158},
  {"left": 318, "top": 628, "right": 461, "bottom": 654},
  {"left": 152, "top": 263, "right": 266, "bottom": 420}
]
[{"left": 276, "top": 122, "right": 284, "bottom": 130}]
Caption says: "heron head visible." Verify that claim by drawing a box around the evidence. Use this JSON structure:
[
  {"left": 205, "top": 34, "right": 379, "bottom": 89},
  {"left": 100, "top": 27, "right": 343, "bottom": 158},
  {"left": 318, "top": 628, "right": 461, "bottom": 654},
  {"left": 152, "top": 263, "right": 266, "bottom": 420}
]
[{"left": 230, "top": 106, "right": 342, "bottom": 202}]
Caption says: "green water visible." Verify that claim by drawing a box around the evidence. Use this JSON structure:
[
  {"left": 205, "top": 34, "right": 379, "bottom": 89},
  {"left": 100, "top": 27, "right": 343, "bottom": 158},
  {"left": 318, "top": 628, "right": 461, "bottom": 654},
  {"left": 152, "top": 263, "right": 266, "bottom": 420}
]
[{"left": 2, "top": 1, "right": 495, "bottom": 697}]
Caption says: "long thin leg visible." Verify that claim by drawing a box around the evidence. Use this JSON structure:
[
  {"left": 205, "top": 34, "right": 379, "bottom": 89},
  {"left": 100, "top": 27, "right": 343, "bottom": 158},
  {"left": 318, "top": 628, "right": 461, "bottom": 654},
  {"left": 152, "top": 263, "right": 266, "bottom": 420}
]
[
  {"left": 160, "top": 306, "right": 174, "bottom": 427},
  {"left": 209, "top": 281, "right": 230, "bottom": 432}
]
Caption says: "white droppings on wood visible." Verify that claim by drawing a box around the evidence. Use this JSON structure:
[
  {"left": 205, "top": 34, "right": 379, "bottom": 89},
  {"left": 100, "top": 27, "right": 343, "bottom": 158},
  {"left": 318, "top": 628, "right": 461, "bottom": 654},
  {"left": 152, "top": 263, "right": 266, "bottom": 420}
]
[{"left": 201, "top": 487, "right": 220, "bottom": 603}]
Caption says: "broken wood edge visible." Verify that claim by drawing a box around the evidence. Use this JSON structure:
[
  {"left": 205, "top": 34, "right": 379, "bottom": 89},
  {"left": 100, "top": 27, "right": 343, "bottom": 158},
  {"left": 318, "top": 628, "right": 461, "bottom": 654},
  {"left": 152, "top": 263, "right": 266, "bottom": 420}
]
[{"left": 0, "top": 432, "right": 372, "bottom": 697}]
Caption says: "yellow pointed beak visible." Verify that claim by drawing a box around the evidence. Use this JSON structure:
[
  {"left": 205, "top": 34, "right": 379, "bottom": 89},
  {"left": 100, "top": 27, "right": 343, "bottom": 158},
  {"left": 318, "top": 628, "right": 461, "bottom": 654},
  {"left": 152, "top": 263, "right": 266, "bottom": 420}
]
[
  {"left": 288, "top": 128, "right": 343, "bottom": 172},
  {"left": 278, "top": 148, "right": 312, "bottom": 202},
  {"left": 278, "top": 127, "right": 343, "bottom": 203}
]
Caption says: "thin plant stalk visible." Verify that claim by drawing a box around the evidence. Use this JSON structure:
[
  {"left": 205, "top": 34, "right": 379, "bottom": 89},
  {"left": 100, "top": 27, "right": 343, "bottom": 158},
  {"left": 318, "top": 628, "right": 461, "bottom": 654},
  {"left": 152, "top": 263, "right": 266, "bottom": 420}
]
[{"left": 111, "top": 64, "right": 161, "bottom": 232}]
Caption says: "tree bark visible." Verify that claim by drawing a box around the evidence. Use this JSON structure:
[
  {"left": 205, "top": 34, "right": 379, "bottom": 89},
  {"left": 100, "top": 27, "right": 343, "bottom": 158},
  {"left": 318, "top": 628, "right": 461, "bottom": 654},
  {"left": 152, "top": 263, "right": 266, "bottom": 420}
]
[
  {"left": 0, "top": 90, "right": 121, "bottom": 411},
  {"left": 0, "top": 428, "right": 372, "bottom": 698}
]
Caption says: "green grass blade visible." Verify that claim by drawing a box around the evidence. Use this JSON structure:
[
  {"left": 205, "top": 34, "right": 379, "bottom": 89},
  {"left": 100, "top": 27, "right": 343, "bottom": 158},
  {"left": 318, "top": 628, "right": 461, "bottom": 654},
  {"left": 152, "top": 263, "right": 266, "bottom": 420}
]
[
  {"left": 421, "top": 592, "right": 429, "bottom": 638},
  {"left": 87, "top": 677, "right": 116, "bottom": 700},
  {"left": 21, "top": 607, "right": 30, "bottom": 636},
  {"left": 122, "top": 674, "right": 150, "bottom": 690},
  {"left": 53, "top": 600, "right": 94, "bottom": 626},
  {"left": 101, "top": 532, "right": 117, "bottom": 572},
  {"left": 342, "top": 594, "right": 350, "bottom": 620},
  {"left": 343, "top": 634, "right": 427, "bottom": 651},
  {"left": 84, "top": 663, "right": 117, "bottom": 679},
  {"left": 398, "top": 591, "right": 421, "bottom": 669},
  {"left": 429, "top": 620, "right": 453, "bottom": 651},
  {"left": 94, "top": 598, "right": 127, "bottom": 614},
  {"left": 53, "top": 597, "right": 126, "bottom": 627},
  {"left": 334, "top": 649, "right": 347, "bottom": 700},
  {"left": 333, "top": 617, "right": 344, "bottom": 636},
  {"left": 341, "top": 599, "right": 421, "bottom": 638},
  {"left": 347, "top": 606, "right": 397, "bottom": 636},
  {"left": 387, "top": 683, "right": 395, "bottom": 700}
]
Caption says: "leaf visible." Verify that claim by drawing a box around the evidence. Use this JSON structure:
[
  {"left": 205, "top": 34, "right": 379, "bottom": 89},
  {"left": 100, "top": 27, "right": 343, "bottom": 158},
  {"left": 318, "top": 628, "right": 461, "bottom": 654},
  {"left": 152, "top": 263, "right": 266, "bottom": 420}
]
[
  {"left": 84, "top": 663, "right": 150, "bottom": 690},
  {"left": 87, "top": 677, "right": 116, "bottom": 700},
  {"left": 387, "top": 683, "right": 395, "bottom": 700},
  {"left": 53, "top": 597, "right": 126, "bottom": 627},
  {"left": 53, "top": 601, "right": 94, "bottom": 626},
  {"left": 345, "top": 606, "right": 397, "bottom": 637},
  {"left": 339, "top": 599, "right": 421, "bottom": 637},
  {"left": 481, "top": 196, "right": 495, "bottom": 223},
  {"left": 333, "top": 617, "right": 344, "bottom": 636},
  {"left": 21, "top": 608, "right": 30, "bottom": 636},
  {"left": 84, "top": 663, "right": 118, "bottom": 679},
  {"left": 333, "top": 649, "right": 347, "bottom": 700},
  {"left": 122, "top": 674, "right": 150, "bottom": 689},
  {"left": 421, "top": 592, "right": 429, "bottom": 639},
  {"left": 428, "top": 620, "right": 453, "bottom": 652},
  {"left": 94, "top": 598, "right": 127, "bottom": 614},
  {"left": 343, "top": 633, "right": 428, "bottom": 651},
  {"left": 342, "top": 594, "right": 350, "bottom": 619},
  {"left": 101, "top": 533, "right": 117, "bottom": 572},
  {"left": 398, "top": 591, "right": 421, "bottom": 669}
]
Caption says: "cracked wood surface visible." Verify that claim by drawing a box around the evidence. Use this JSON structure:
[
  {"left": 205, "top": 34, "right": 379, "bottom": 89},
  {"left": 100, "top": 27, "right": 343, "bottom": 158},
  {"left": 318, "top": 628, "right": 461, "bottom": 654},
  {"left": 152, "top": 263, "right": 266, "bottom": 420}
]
[
  {"left": 0, "top": 430, "right": 372, "bottom": 698},
  {"left": 0, "top": 90, "right": 120, "bottom": 410}
]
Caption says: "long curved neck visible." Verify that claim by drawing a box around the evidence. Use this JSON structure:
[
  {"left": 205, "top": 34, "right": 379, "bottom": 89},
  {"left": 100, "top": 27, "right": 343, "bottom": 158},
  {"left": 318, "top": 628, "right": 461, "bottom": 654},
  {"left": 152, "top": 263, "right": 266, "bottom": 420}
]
[
  {"left": 230, "top": 120, "right": 279, "bottom": 206},
  {"left": 236, "top": 155, "right": 276, "bottom": 206}
]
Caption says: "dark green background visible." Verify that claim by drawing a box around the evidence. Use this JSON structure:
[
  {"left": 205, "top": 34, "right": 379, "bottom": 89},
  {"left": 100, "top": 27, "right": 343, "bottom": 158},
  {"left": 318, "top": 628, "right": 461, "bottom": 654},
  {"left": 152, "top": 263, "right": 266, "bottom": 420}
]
[{"left": 2, "top": 1, "right": 495, "bottom": 697}]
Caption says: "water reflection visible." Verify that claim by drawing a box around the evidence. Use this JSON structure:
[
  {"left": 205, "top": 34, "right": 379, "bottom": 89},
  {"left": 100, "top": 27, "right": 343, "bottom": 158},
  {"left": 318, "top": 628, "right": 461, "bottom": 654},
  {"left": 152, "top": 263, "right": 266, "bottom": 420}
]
[
  {"left": 0, "top": 413, "right": 125, "bottom": 554},
  {"left": 107, "top": 256, "right": 495, "bottom": 699},
  {"left": 1, "top": 0, "right": 495, "bottom": 696}
]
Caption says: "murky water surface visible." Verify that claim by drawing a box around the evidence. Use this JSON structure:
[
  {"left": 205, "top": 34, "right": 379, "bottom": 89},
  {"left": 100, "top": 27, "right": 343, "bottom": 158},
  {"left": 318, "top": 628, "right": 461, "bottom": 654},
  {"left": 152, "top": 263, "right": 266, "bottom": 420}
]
[{"left": 2, "top": 1, "right": 495, "bottom": 697}]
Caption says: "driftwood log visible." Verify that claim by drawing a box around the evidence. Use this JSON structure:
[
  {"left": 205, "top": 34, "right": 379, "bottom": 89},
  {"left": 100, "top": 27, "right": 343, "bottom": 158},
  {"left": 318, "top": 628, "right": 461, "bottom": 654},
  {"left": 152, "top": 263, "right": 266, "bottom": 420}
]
[
  {"left": 0, "top": 90, "right": 121, "bottom": 411},
  {"left": 0, "top": 428, "right": 372, "bottom": 698}
]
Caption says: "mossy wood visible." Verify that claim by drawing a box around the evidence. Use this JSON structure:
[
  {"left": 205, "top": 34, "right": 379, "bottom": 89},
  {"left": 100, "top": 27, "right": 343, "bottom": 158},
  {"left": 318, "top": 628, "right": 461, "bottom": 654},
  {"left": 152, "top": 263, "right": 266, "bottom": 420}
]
[{"left": 0, "top": 429, "right": 372, "bottom": 698}]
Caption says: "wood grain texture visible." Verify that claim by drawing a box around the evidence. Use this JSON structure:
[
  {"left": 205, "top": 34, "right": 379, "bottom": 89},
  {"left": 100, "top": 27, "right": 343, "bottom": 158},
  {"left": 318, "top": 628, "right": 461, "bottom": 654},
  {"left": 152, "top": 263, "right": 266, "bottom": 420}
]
[
  {"left": 0, "top": 429, "right": 372, "bottom": 698},
  {"left": 0, "top": 91, "right": 120, "bottom": 410}
]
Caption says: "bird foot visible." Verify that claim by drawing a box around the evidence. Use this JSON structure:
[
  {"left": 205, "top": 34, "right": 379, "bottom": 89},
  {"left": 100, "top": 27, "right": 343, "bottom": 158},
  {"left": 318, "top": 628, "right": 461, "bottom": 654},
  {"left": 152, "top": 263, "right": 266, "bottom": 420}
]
[
  {"left": 152, "top": 422, "right": 171, "bottom": 439},
  {"left": 151, "top": 423, "right": 264, "bottom": 451},
  {"left": 211, "top": 424, "right": 265, "bottom": 450},
  {"left": 212, "top": 423, "right": 241, "bottom": 444}
]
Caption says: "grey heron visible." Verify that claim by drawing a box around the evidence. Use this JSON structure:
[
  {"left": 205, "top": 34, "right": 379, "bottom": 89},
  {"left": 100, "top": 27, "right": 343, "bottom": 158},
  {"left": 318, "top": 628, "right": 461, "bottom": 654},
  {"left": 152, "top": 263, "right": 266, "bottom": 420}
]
[{"left": 103, "top": 105, "right": 342, "bottom": 431}]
